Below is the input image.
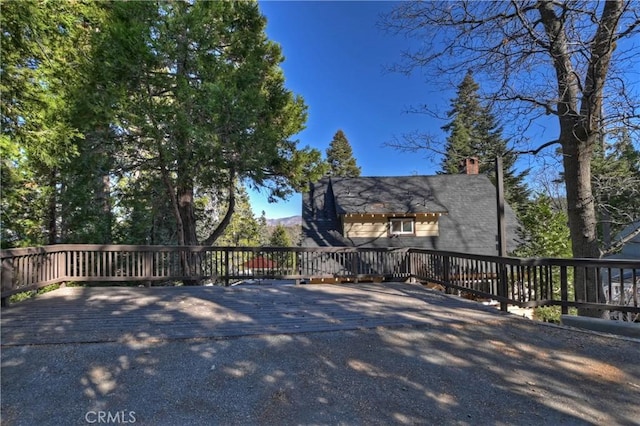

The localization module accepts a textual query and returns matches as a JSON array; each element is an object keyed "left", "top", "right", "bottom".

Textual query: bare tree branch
[{"left": 380, "top": 1, "right": 640, "bottom": 315}]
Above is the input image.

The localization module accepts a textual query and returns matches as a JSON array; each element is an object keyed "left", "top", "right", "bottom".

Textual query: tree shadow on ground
[{"left": 1, "top": 282, "right": 639, "bottom": 425}]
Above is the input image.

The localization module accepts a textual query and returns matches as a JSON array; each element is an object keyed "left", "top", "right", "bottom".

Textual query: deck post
[
  {"left": 443, "top": 255, "right": 450, "bottom": 287},
  {"left": 498, "top": 263, "right": 508, "bottom": 312},
  {"left": 224, "top": 249, "right": 230, "bottom": 287},
  {"left": 2, "top": 257, "right": 14, "bottom": 306},
  {"left": 144, "top": 251, "right": 153, "bottom": 287},
  {"left": 495, "top": 156, "right": 507, "bottom": 258},
  {"left": 560, "top": 266, "right": 569, "bottom": 315}
]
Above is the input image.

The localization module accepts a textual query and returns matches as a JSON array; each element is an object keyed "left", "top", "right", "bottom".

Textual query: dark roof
[
  {"left": 330, "top": 176, "right": 448, "bottom": 215},
  {"left": 301, "top": 174, "right": 520, "bottom": 255}
]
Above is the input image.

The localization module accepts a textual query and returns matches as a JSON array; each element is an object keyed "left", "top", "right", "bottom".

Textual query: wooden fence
[
  {"left": 0, "top": 245, "right": 411, "bottom": 298},
  {"left": 408, "top": 250, "right": 640, "bottom": 318},
  {"left": 2, "top": 245, "right": 639, "bottom": 319}
]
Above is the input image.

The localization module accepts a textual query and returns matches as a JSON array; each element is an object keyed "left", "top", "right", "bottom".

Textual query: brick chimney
[{"left": 460, "top": 157, "right": 479, "bottom": 175}]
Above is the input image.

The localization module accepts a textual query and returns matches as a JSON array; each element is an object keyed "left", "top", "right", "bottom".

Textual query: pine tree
[
  {"left": 214, "top": 186, "right": 264, "bottom": 247},
  {"left": 269, "top": 224, "right": 292, "bottom": 247},
  {"left": 512, "top": 194, "right": 572, "bottom": 258},
  {"left": 440, "top": 71, "right": 530, "bottom": 213},
  {"left": 441, "top": 72, "right": 482, "bottom": 174},
  {"left": 326, "top": 130, "right": 361, "bottom": 177},
  {"left": 591, "top": 127, "right": 640, "bottom": 250},
  {"left": 89, "top": 1, "right": 324, "bottom": 247},
  {"left": 1, "top": 1, "right": 104, "bottom": 246}
]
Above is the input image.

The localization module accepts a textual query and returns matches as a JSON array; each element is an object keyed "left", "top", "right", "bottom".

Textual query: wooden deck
[{"left": 0, "top": 282, "right": 507, "bottom": 346}]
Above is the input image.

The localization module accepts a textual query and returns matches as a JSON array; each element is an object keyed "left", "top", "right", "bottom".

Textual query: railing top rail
[
  {"left": 3, "top": 244, "right": 639, "bottom": 315},
  {"left": 512, "top": 257, "right": 640, "bottom": 268},
  {"left": 2, "top": 244, "right": 639, "bottom": 269},
  {"left": 0, "top": 246, "right": 66, "bottom": 258},
  {"left": 407, "top": 248, "right": 640, "bottom": 269},
  {"left": 1, "top": 244, "right": 412, "bottom": 257}
]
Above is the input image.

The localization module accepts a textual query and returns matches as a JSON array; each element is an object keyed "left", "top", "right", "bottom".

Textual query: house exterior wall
[
  {"left": 412, "top": 217, "right": 439, "bottom": 237},
  {"left": 301, "top": 175, "right": 521, "bottom": 255},
  {"left": 343, "top": 216, "right": 387, "bottom": 239},
  {"left": 342, "top": 215, "right": 439, "bottom": 239}
]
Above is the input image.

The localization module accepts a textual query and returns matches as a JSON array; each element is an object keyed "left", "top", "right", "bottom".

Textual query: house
[
  {"left": 301, "top": 163, "right": 520, "bottom": 256},
  {"left": 607, "top": 221, "right": 640, "bottom": 259},
  {"left": 241, "top": 256, "right": 278, "bottom": 275},
  {"left": 602, "top": 221, "right": 640, "bottom": 316}
]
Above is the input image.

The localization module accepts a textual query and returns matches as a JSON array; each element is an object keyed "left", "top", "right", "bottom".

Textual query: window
[{"left": 389, "top": 218, "right": 414, "bottom": 235}]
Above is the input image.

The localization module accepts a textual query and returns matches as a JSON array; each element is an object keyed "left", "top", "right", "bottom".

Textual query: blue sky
[
  {"left": 251, "top": 1, "right": 444, "bottom": 219},
  {"left": 250, "top": 1, "right": 545, "bottom": 219}
]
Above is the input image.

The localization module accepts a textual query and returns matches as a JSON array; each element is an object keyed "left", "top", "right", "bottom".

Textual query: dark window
[{"left": 389, "top": 218, "right": 414, "bottom": 235}]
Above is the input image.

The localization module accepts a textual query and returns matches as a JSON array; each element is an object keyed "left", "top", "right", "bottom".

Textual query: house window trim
[{"left": 388, "top": 217, "right": 415, "bottom": 236}]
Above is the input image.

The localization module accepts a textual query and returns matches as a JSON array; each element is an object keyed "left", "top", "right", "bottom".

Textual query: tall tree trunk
[
  {"left": 561, "top": 131, "right": 604, "bottom": 317},
  {"left": 177, "top": 180, "right": 198, "bottom": 246},
  {"left": 177, "top": 179, "right": 200, "bottom": 285},
  {"left": 159, "top": 164, "right": 200, "bottom": 284},
  {"left": 538, "top": 0, "right": 623, "bottom": 318},
  {"left": 96, "top": 173, "right": 112, "bottom": 244},
  {"left": 561, "top": 132, "right": 599, "bottom": 259},
  {"left": 202, "top": 169, "right": 237, "bottom": 246},
  {"left": 46, "top": 168, "right": 58, "bottom": 245}
]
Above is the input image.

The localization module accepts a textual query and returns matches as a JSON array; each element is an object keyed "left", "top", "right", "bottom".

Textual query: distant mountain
[{"left": 266, "top": 215, "right": 302, "bottom": 227}]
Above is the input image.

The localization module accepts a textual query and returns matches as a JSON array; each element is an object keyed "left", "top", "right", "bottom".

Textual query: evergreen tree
[
  {"left": 512, "top": 194, "right": 572, "bottom": 258},
  {"left": 268, "top": 223, "right": 294, "bottom": 269},
  {"left": 213, "top": 186, "right": 264, "bottom": 247},
  {"left": 592, "top": 127, "right": 640, "bottom": 251},
  {"left": 440, "top": 71, "right": 530, "bottom": 214},
  {"left": 88, "top": 1, "right": 325, "bottom": 246},
  {"left": 440, "top": 72, "right": 482, "bottom": 174},
  {"left": 1, "top": 1, "right": 103, "bottom": 246},
  {"left": 326, "top": 130, "right": 361, "bottom": 177},
  {"left": 269, "top": 224, "right": 292, "bottom": 247},
  {"left": 256, "top": 212, "right": 271, "bottom": 246}
]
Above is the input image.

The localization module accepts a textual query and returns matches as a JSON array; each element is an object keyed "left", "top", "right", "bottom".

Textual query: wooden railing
[
  {"left": 408, "top": 250, "right": 640, "bottom": 319},
  {"left": 2, "top": 245, "right": 639, "bottom": 319},
  {"left": 0, "top": 245, "right": 412, "bottom": 301}
]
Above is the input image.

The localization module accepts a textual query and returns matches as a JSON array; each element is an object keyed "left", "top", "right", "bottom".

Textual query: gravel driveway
[{"left": 1, "top": 283, "right": 639, "bottom": 425}]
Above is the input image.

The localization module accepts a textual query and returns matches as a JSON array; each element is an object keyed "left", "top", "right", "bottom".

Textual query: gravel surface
[
  {"left": 1, "top": 284, "right": 639, "bottom": 425},
  {"left": 2, "top": 321, "right": 639, "bottom": 425}
]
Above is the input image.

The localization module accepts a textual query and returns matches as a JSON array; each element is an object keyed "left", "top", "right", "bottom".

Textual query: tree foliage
[
  {"left": 269, "top": 224, "right": 293, "bottom": 247},
  {"left": 92, "top": 1, "right": 325, "bottom": 246},
  {"left": 326, "top": 130, "right": 361, "bottom": 177},
  {"left": 440, "top": 71, "right": 530, "bottom": 214},
  {"left": 440, "top": 72, "right": 484, "bottom": 173},
  {"left": 1, "top": 0, "right": 102, "bottom": 246},
  {"left": 513, "top": 195, "right": 572, "bottom": 259},
  {"left": 592, "top": 128, "right": 640, "bottom": 252},
  {"left": 512, "top": 194, "right": 574, "bottom": 323},
  {"left": 1, "top": 1, "right": 323, "bottom": 249}
]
